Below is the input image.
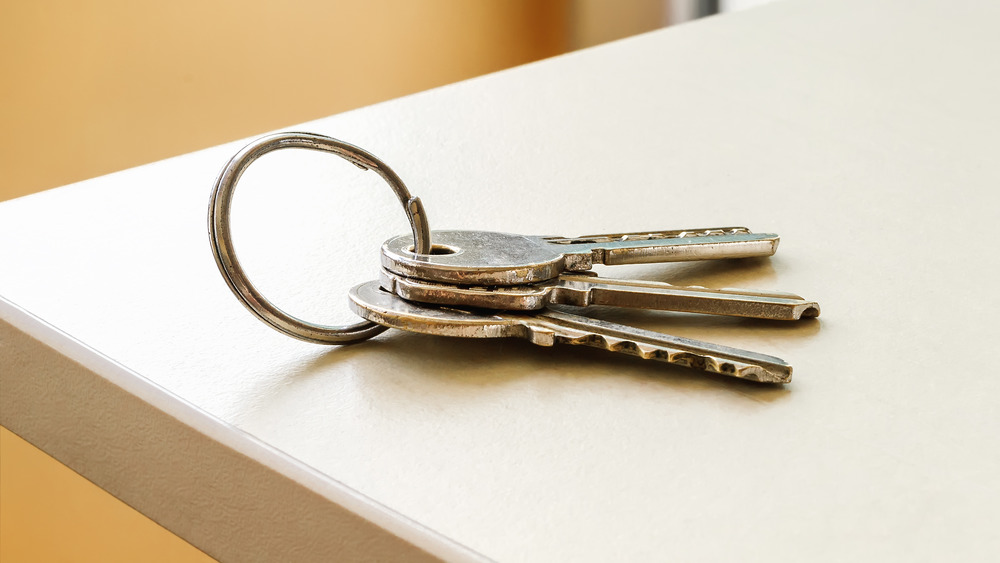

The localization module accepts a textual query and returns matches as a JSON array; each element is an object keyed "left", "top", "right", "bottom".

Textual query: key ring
[{"left": 208, "top": 132, "right": 431, "bottom": 344}]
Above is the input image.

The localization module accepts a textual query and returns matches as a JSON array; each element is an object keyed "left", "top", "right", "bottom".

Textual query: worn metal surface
[
  {"left": 350, "top": 281, "right": 793, "bottom": 384},
  {"left": 381, "top": 228, "right": 779, "bottom": 285},
  {"left": 380, "top": 268, "right": 821, "bottom": 319}
]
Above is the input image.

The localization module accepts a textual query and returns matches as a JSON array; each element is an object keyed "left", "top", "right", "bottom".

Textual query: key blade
[
  {"left": 528, "top": 310, "right": 793, "bottom": 384},
  {"left": 542, "top": 226, "right": 754, "bottom": 244},
  {"left": 380, "top": 268, "right": 821, "bottom": 320},
  {"left": 350, "top": 281, "right": 793, "bottom": 384},
  {"left": 537, "top": 228, "right": 780, "bottom": 270},
  {"left": 553, "top": 275, "right": 821, "bottom": 320}
]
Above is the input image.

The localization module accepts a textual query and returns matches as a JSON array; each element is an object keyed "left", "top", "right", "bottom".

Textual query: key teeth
[
  {"left": 555, "top": 334, "right": 790, "bottom": 383},
  {"left": 665, "top": 351, "right": 791, "bottom": 383},
  {"left": 612, "top": 339, "right": 642, "bottom": 356},
  {"left": 528, "top": 327, "right": 557, "bottom": 346}
]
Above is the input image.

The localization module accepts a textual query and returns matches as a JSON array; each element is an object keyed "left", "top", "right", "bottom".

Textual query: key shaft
[
  {"left": 350, "top": 281, "right": 793, "bottom": 383},
  {"left": 545, "top": 227, "right": 779, "bottom": 271},
  {"left": 528, "top": 310, "right": 792, "bottom": 383},
  {"left": 380, "top": 269, "right": 821, "bottom": 320}
]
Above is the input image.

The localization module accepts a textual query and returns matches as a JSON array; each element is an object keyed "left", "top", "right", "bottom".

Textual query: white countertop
[{"left": 3, "top": 0, "right": 999, "bottom": 560}]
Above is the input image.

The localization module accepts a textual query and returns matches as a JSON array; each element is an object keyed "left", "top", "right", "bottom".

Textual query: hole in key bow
[{"left": 407, "top": 243, "right": 459, "bottom": 255}]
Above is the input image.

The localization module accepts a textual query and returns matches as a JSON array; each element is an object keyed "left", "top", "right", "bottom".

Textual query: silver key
[
  {"left": 350, "top": 281, "right": 794, "bottom": 384},
  {"left": 381, "top": 227, "right": 779, "bottom": 285},
  {"left": 379, "top": 268, "right": 821, "bottom": 320}
]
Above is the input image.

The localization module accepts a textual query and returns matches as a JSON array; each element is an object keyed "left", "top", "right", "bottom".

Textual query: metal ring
[{"left": 208, "top": 132, "right": 431, "bottom": 344}]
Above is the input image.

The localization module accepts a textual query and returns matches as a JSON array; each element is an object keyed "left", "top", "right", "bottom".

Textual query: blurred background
[
  {"left": 0, "top": 0, "right": 771, "bottom": 203},
  {"left": 0, "top": 0, "right": 772, "bottom": 561}
]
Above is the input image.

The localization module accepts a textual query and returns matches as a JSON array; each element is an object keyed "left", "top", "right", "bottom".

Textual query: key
[
  {"left": 349, "top": 280, "right": 794, "bottom": 384},
  {"left": 381, "top": 227, "right": 779, "bottom": 286},
  {"left": 379, "top": 268, "right": 821, "bottom": 320}
]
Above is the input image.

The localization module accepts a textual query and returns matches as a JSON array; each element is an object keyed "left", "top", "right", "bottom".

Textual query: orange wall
[
  {"left": 0, "top": 1, "right": 569, "bottom": 201},
  {"left": 1, "top": 426, "right": 216, "bottom": 562}
]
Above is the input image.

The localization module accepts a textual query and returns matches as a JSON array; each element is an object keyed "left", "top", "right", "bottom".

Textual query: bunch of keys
[{"left": 210, "top": 133, "right": 820, "bottom": 384}]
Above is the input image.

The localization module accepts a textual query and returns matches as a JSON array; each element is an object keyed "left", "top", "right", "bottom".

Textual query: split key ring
[{"left": 208, "top": 132, "right": 431, "bottom": 344}]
